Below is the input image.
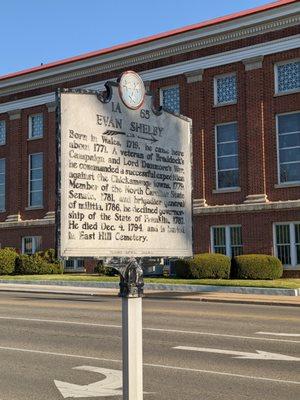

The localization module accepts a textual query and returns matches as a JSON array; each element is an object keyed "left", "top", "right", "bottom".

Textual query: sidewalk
[{"left": 0, "top": 282, "right": 299, "bottom": 307}]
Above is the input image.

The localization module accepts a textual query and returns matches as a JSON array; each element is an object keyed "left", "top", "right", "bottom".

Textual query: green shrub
[
  {"left": 233, "top": 254, "right": 283, "bottom": 280},
  {"left": 39, "top": 248, "right": 57, "bottom": 264},
  {"left": 94, "top": 261, "right": 117, "bottom": 276},
  {"left": 174, "top": 253, "right": 231, "bottom": 279},
  {"left": 0, "top": 247, "right": 19, "bottom": 275},
  {"left": 14, "top": 253, "right": 63, "bottom": 275}
]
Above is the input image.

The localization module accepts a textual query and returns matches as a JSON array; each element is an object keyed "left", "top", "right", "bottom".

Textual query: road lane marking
[
  {"left": 0, "top": 315, "right": 299, "bottom": 344},
  {"left": 0, "top": 345, "right": 299, "bottom": 386},
  {"left": 55, "top": 366, "right": 122, "bottom": 398},
  {"left": 174, "top": 346, "right": 300, "bottom": 361},
  {"left": 256, "top": 332, "right": 300, "bottom": 337}
]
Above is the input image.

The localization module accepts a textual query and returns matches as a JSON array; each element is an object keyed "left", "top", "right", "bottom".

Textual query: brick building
[{"left": 0, "top": 0, "right": 299, "bottom": 273}]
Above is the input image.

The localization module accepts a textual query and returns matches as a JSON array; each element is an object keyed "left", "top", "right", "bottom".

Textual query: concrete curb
[{"left": 0, "top": 279, "right": 298, "bottom": 296}]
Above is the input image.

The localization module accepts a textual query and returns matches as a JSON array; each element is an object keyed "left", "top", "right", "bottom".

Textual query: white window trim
[
  {"left": 276, "top": 111, "right": 300, "bottom": 186},
  {"left": 210, "top": 225, "right": 242, "bottom": 257},
  {"left": 0, "top": 158, "right": 5, "bottom": 212},
  {"left": 159, "top": 84, "right": 180, "bottom": 111},
  {"left": 0, "top": 120, "right": 6, "bottom": 146},
  {"left": 273, "top": 222, "right": 300, "bottom": 268},
  {"left": 28, "top": 113, "right": 43, "bottom": 139},
  {"left": 21, "top": 236, "right": 41, "bottom": 254},
  {"left": 64, "top": 258, "right": 85, "bottom": 270},
  {"left": 28, "top": 152, "right": 43, "bottom": 208},
  {"left": 213, "top": 72, "right": 237, "bottom": 106},
  {"left": 274, "top": 58, "right": 300, "bottom": 95},
  {"left": 215, "top": 121, "right": 240, "bottom": 191}
]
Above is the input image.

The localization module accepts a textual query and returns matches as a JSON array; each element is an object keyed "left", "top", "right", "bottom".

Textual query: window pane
[
  {"left": 35, "top": 237, "right": 42, "bottom": 252},
  {"left": 213, "top": 227, "right": 226, "bottom": 246},
  {"left": 230, "top": 226, "right": 243, "bottom": 257},
  {"left": 277, "top": 61, "right": 300, "bottom": 93},
  {"left": 162, "top": 86, "right": 180, "bottom": 113},
  {"left": 217, "top": 142, "right": 237, "bottom": 156},
  {"left": 276, "top": 225, "right": 291, "bottom": 265},
  {"left": 278, "top": 113, "right": 300, "bottom": 134},
  {"left": 31, "top": 154, "right": 43, "bottom": 168},
  {"left": 30, "top": 154, "right": 43, "bottom": 206},
  {"left": 31, "top": 180, "right": 43, "bottom": 191},
  {"left": 216, "top": 75, "right": 237, "bottom": 104},
  {"left": 0, "top": 121, "right": 6, "bottom": 145},
  {"left": 214, "top": 247, "right": 227, "bottom": 255},
  {"left": 217, "top": 123, "right": 237, "bottom": 142},
  {"left": 295, "top": 224, "right": 300, "bottom": 244},
  {"left": 30, "top": 191, "right": 43, "bottom": 206},
  {"left": 279, "top": 132, "right": 300, "bottom": 148},
  {"left": 277, "top": 245, "right": 291, "bottom": 265},
  {"left": 31, "top": 168, "right": 42, "bottom": 180},
  {"left": 218, "top": 156, "right": 238, "bottom": 170},
  {"left": 218, "top": 170, "right": 239, "bottom": 189},
  {"left": 23, "top": 238, "right": 33, "bottom": 254},
  {"left": 280, "top": 162, "right": 300, "bottom": 183},
  {"left": 230, "top": 226, "right": 242, "bottom": 246},
  {"left": 0, "top": 159, "right": 5, "bottom": 210},
  {"left": 213, "top": 227, "right": 227, "bottom": 254},
  {"left": 30, "top": 114, "right": 43, "bottom": 138},
  {"left": 276, "top": 224, "right": 290, "bottom": 244},
  {"left": 216, "top": 123, "right": 239, "bottom": 189},
  {"left": 279, "top": 147, "right": 300, "bottom": 163},
  {"left": 278, "top": 113, "right": 300, "bottom": 184},
  {"left": 0, "top": 159, "right": 5, "bottom": 174}
]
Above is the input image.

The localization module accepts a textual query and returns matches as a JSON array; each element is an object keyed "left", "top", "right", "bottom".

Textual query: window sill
[
  {"left": 275, "top": 183, "right": 300, "bottom": 189},
  {"left": 213, "top": 101, "right": 237, "bottom": 108},
  {"left": 274, "top": 89, "right": 300, "bottom": 97},
  {"left": 213, "top": 187, "right": 241, "bottom": 194},
  {"left": 283, "top": 265, "right": 300, "bottom": 270},
  {"left": 27, "top": 136, "right": 43, "bottom": 141},
  {"left": 25, "top": 206, "right": 44, "bottom": 210}
]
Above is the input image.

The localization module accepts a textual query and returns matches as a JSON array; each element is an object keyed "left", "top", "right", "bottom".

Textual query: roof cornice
[
  {"left": 0, "top": 1, "right": 299, "bottom": 97},
  {"left": 0, "top": 34, "right": 299, "bottom": 114}
]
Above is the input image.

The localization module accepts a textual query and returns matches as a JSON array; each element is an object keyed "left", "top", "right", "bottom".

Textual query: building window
[
  {"left": 211, "top": 225, "right": 243, "bottom": 257},
  {"left": 0, "top": 121, "right": 6, "bottom": 145},
  {"left": 64, "top": 259, "right": 85, "bottom": 270},
  {"left": 29, "top": 153, "right": 43, "bottom": 207},
  {"left": 0, "top": 159, "right": 5, "bottom": 211},
  {"left": 276, "top": 60, "right": 300, "bottom": 94},
  {"left": 160, "top": 85, "right": 180, "bottom": 113},
  {"left": 277, "top": 112, "right": 300, "bottom": 184},
  {"left": 214, "top": 73, "right": 237, "bottom": 105},
  {"left": 215, "top": 122, "right": 239, "bottom": 189},
  {"left": 29, "top": 113, "right": 43, "bottom": 139},
  {"left": 274, "top": 223, "right": 300, "bottom": 267},
  {"left": 22, "top": 236, "right": 42, "bottom": 255}
]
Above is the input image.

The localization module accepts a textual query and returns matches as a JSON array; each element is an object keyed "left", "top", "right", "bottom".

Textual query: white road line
[
  {"left": 174, "top": 346, "right": 300, "bottom": 361},
  {"left": 0, "top": 345, "right": 299, "bottom": 386},
  {"left": 256, "top": 332, "right": 300, "bottom": 337},
  {"left": 1, "top": 315, "right": 299, "bottom": 344}
]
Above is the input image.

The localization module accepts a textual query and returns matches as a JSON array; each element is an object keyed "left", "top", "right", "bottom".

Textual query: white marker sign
[{"left": 58, "top": 74, "right": 192, "bottom": 258}]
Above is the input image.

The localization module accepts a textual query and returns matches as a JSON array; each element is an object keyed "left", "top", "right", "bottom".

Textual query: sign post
[{"left": 57, "top": 71, "right": 193, "bottom": 400}]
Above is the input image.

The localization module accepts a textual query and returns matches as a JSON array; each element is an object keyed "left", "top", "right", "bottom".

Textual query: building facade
[{"left": 0, "top": 0, "right": 299, "bottom": 273}]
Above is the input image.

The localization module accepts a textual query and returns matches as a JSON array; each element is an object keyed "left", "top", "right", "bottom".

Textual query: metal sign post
[
  {"left": 56, "top": 70, "right": 193, "bottom": 400},
  {"left": 116, "top": 258, "right": 144, "bottom": 400}
]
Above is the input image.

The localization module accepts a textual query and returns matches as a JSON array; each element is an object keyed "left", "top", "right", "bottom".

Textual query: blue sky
[{"left": 0, "top": 0, "right": 273, "bottom": 76}]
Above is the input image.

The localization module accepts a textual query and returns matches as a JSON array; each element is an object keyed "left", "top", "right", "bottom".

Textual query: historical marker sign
[{"left": 57, "top": 72, "right": 192, "bottom": 258}]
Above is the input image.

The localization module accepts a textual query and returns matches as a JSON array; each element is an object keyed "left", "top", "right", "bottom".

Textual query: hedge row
[
  {"left": 173, "top": 253, "right": 283, "bottom": 280},
  {"left": 0, "top": 248, "right": 63, "bottom": 275}
]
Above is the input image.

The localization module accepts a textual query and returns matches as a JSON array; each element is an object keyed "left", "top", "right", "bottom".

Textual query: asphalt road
[{"left": 0, "top": 291, "right": 299, "bottom": 400}]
